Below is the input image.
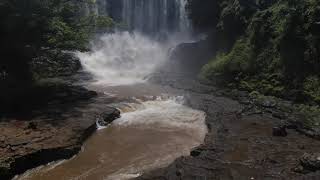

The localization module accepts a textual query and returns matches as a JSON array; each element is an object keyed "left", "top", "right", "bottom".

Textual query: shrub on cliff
[{"left": 200, "top": 39, "right": 254, "bottom": 79}]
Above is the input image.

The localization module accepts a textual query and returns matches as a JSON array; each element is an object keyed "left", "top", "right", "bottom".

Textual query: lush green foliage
[
  {"left": 0, "top": 0, "right": 114, "bottom": 84},
  {"left": 201, "top": 39, "right": 253, "bottom": 78},
  {"left": 193, "top": 0, "right": 320, "bottom": 103},
  {"left": 0, "top": 0, "right": 114, "bottom": 116}
]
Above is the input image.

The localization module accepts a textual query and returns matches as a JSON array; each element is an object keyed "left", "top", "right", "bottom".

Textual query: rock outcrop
[{"left": 0, "top": 85, "right": 120, "bottom": 180}]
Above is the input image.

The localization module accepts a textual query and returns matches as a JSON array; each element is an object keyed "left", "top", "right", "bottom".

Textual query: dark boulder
[
  {"left": 272, "top": 126, "right": 288, "bottom": 137},
  {"left": 26, "top": 122, "right": 37, "bottom": 130},
  {"left": 97, "top": 108, "right": 121, "bottom": 126},
  {"left": 299, "top": 153, "right": 320, "bottom": 172},
  {"left": 190, "top": 148, "right": 203, "bottom": 157}
]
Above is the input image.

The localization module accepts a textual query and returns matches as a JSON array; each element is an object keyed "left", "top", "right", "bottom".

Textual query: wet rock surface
[
  {"left": 140, "top": 73, "right": 320, "bottom": 180},
  {"left": 97, "top": 109, "right": 121, "bottom": 126},
  {"left": 0, "top": 82, "right": 120, "bottom": 180},
  {"left": 299, "top": 153, "right": 320, "bottom": 172}
]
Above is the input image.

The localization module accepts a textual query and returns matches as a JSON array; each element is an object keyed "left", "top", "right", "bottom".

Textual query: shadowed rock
[
  {"left": 272, "top": 126, "right": 288, "bottom": 137},
  {"left": 300, "top": 153, "right": 320, "bottom": 172}
]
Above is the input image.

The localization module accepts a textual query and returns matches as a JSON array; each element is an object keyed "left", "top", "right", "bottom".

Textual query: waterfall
[
  {"left": 77, "top": 32, "right": 167, "bottom": 85},
  {"left": 99, "top": 0, "right": 191, "bottom": 35},
  {"left": 77, "top": 0, "right": 192, "bottom": 86}
]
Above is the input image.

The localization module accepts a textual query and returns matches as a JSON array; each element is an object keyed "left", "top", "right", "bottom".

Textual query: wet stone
[
  {"left": 97, "top": 108, "right": 121, "bottom": 126},
  {"left": 300, "top": 153, "right": 320, "bottom": 172}
]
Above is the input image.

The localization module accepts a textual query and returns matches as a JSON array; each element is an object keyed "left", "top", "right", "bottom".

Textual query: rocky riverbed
[
  {"left": 138, "top": 73, "right": 320, "bottom": 180},
  {"left": 2, "top": 73, "right": 320, "bottom": 180}
]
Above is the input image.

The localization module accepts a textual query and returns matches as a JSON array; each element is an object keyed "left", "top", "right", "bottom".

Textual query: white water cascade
[
  {"left": 77, "top": 0, "right": 192, "bottom": 86},
  {"left": 120, "top": 0, "right": 191, "bottom": 35},
  {"left": 77, "top": 32, "right": 167, "bottom": 85}
]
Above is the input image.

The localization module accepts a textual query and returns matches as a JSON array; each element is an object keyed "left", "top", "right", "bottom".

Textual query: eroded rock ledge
[{"left": 0, "top": 85, "right": 120, "bottom": 180}]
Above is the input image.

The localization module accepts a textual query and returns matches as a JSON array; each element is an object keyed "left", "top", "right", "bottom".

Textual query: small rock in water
[{"left": 272, "top": 126, "right": 287, "bottom": 137}]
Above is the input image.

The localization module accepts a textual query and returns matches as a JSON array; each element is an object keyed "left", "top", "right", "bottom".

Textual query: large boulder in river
[{"left": 97, "top": 108, "right": 121, "bottom": 126}]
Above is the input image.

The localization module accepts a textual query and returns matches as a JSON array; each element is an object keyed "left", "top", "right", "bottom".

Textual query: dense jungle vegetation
[
  {"left": 0, "top": 0, "right": 113, "bottom": 83},
  {"left": 187, "top": 0, "right": 320, "bottom": 104},
  {"left": 0, "top": 0, "right": 113, "bottom": 116},
  {"left": 2, "top": 0, "right": 320, "bottom": 116}
]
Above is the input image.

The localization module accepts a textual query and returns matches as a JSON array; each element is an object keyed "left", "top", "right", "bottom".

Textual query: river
[
  {"left": 15, "top": 1, "right": 206, "bottom": 179},
  {"left": 15, "top": 82, "right": 207, "bottom": 180},
  {"left": 15, "top": 32, "right": 207, "bottom": 180}
]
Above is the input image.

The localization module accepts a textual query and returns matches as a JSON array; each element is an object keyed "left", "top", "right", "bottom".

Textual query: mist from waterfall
[
  {"left": 77, "top": 0, "right": 191, "bottom": 86},
  {"left": 77, "top": 32, "right": 167, "bottom": 85}
]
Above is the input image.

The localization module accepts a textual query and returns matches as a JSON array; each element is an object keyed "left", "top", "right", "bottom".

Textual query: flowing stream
[
  {"left": 16, "top": 82, "right": 208, "bottom": 180},
  {"left": 17, "top": 86, "right": 207, "bottom": 180},
  {"left": 15, "top": 1, "right": 207, "bottom": 179}
]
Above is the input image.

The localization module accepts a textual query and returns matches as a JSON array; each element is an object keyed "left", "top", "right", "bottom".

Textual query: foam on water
[{"left": 114, "top": 96, "right": 207, "bottom": 134}]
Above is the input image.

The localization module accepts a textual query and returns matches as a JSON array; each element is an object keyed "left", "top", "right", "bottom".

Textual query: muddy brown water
[{"left": 16, "top": 83, "right": 207, "bottom": 180}]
